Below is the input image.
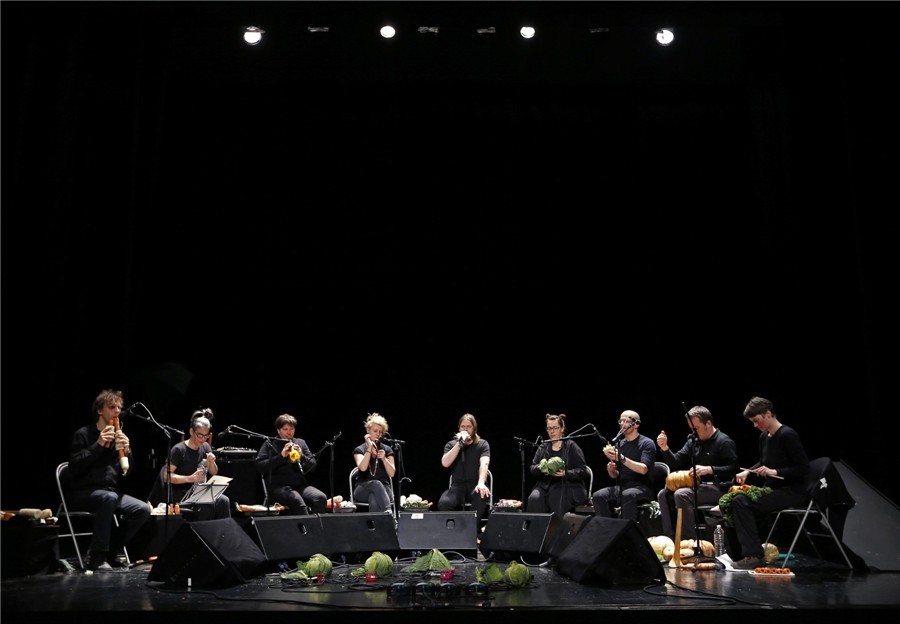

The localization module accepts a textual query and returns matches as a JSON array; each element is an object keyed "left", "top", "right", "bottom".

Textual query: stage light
[
  {"left": 380, "top": 25, "right": 396, "bottom": 39},
  {"left": 519, "top": 26, "right": 536, "bottom": 39},
  {"left": 655, "top": 28, "right": 674, "bottom": 46},
  {"left": 243, "top": 26, "right": 264, "bottom": 46}
]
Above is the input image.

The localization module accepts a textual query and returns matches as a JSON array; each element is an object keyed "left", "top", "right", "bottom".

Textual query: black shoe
[
  {"left": 731, "top": 556, "right": 764, "bottom": 570},
  {"left": 106, "top": 555, "right": 127, "bottom": 569}
]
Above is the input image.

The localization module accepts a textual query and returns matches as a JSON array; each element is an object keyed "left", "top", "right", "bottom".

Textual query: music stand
[{"left": 181, "top": 475, "right": 231, "bottom": 507}]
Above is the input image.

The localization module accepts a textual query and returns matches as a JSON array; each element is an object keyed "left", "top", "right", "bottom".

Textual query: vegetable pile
[{"left": 718, "top": 485, "right": 773, "bottom": 527}]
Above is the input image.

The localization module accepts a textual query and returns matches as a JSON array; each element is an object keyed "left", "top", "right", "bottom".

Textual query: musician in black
[
  {"left": 437, "top": 413, "right": 492, "bottom": 526},
  {"left": 255, "top": 413, "right": 327, "bottom": 515},
  {"left": 351, "top": 413, "right": 395, "bottom": 513},
  {"left": 656, "top": 405, "right": 739, "bottom": 540}
]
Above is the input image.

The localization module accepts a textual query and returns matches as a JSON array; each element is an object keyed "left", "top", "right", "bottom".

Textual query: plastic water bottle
[
  {"left": 200, "top": 458, "right": 208, "bottom": 479},
  {"left": 714, "top": 524, "right": 726, "bottom": 558}
]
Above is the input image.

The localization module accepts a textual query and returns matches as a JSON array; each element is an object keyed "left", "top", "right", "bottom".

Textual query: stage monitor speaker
[
  {"left": 480, "top": 512, "right": 561, "bottom": 562},
  {"left": 556, "top": 516, "right": 665, "bottom": 586},
  {"left": 320, "top": 512, "right": 400, "bottom": 562},
  {"left": 398, "top": 511, "right": 477, "bottom": 553},
  {"left": 547, "top": 512, "right": 590, "bottom": 561},
  {"left": 245, "top": 515, "right": 329, "bottom": 571},
  {"left": 130, "top": 515, "right": 186, "bottom": 561},
  {"left": 147, "top": 518, "right": 267, "bottom": 588}
]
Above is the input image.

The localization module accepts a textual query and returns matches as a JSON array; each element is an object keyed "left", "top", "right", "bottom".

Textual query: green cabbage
[
  {"left": 303, "top": 553, "right": 333, "bottom": 577},
  {"left": 539, "top": 457, "right": 566, "bottom": 475},
  {"left": 545, "top": 457, "right": 565, "bottom": 473},
  {"left": 476, "top": 562, "right": 504, "bottom": 584},
  {"left": 504, "top": 560, "right": 533, "bottom": 587},
  {"left": 400, "top": 549, "right": 452, "bottom": 573},
  {"left": 365, "top": 551, "right": 394, "bottom": 576}
]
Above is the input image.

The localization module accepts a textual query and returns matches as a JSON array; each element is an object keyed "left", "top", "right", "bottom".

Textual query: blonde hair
[{"left": 364, "top": 412, "right": 389, "bottom": 433}]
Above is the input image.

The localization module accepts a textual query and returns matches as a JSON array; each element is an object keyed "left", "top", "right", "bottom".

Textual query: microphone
[
  {"left": 611, "top": 423, "right": 633, "bottom": 444},
  {"left": 120, "top": 403, "right": 138, "bottom": 418},
  {"left": 591, "top": 425, "right": 608, "bottom": 444},
  {"left": 223, "top": 425, "right": 233, "bottom": 435},
  {"left": 333, "top": 431, "right": 342, "bottom": 441}
]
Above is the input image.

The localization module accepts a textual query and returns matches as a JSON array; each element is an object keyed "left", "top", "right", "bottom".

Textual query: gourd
[
  {"left": 648, "top": 535, "right": 675, "bottom": 558},
  {"left": 666, "top": 470, "right": 696, "bottom": 491}
]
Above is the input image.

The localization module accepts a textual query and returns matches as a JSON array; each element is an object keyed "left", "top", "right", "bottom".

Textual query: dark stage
[
  {"left": 3, "top": 462, "right": 899, "bottom": 620},
  {"left": 2, "top": 5, "right": 899, "bottom": 616}
]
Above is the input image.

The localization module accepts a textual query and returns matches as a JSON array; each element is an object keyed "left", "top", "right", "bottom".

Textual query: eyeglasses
[
  {"left": 618, "top": 419, "right": 634, "bottom": 425},
  {"left": 194, "top": 432, "right": 212, "bottom": 439},
  {"left": 546, "top": 426, "right": 561, "bottom": 432}
]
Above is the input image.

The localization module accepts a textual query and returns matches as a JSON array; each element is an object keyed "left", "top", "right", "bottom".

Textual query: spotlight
[
  {"left": 243, "top": 26, "right": 264, "bottom": 46},
  {"left": 655, "top": 28, "right": 674, "bottom": 46},
  {"left": 519, "top": 26, "right": 536, "bottom": 39},
  {"left": 380, "top": 25, "right": 396, "bottom": 39}
]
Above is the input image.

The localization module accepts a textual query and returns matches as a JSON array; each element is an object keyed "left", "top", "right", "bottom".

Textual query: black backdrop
[{"left": 2, "top": 2, "right": 897, "bottom": 510}]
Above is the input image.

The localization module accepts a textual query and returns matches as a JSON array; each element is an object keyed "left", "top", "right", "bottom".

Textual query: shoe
[
  {"left": 731, "top": 556, "right": 764, "bottom": 570},
  {"left": 87, "top": 559, "right": 113, "bottom": 571},
  {"left": 106, "top": 555, "right": 127, "bottom": 569}
]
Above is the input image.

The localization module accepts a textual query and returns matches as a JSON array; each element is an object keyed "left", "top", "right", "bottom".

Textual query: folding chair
[
  {"left": 574, "top": 465, "right": 595, "bottom": 515},
  {"left": 764, "top": 456, "right": 855, "bottom": 568},
  {"left": 55, "top": 462, "right": 130, "bottom": 570},
  {"left": 451, "top": 468, "right": 493, "bottom": 516},
  {"left": 349, "top": 467, "right": 396, "bottom": 516}
]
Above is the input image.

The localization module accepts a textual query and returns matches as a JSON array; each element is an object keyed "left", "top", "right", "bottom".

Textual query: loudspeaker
[
  {"left": 398, "top": 511, "right": 477, "bottom": 552},
  {"left": 547, "top": 512, "right": 590, "bottom": 561},
  {"left": 480, "top": 512, "right": 561, "bottom": 562},
  {"left": 129, "top": 515, "right": 187, "bottom": 561},
  {"left": 147, "top": 518, "right": 267, "bottom": 588},
  {"left": 319, "top": 512, "right": 400, "bottom": 562},
  {"left": 556, "top": 516, "right": 664, "bottom": 586},
  {"left": 244, "top": 515, "right": 329, "bottom": 571}
]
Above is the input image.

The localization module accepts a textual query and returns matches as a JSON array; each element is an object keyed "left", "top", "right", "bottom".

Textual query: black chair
[
  {"left": 763, "top": 456, "right": 855, "bottom": 568},
  {"left": 635, "top": 462, "right": 670, "bottom": 537}
]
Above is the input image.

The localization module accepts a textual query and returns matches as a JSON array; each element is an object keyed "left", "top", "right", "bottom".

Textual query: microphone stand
[
  {"left": 513, "top": 436, "right": 541, "bottom": 503},
  {"left": 554, "top": 427, "right": 601, "bottom": 515},
  {"left": 607, "top": 425, "right": 632, "bottom": 519},
  {"left": 225, "top": 425, "right": 282, "bottom": 508},
  {"left": 382, "top": 434, "right": 405, "bottom": 518},
  {"left": 679, "top": 403, "right": 716, "bottom": 565},
  {"left": 126, "top": 404, "right": 183, "bottom": 553},
  {"left": 313, "top": 431, "right": 341, "bottom": 513}
]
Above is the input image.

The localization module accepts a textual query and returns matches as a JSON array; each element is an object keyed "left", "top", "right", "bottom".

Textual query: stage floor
[
  {"left": 5, "top": 461, "right": 899, "bottom": 622},
  {"left": 3, "top": 550, "right": 899, "bottom": 623}
]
